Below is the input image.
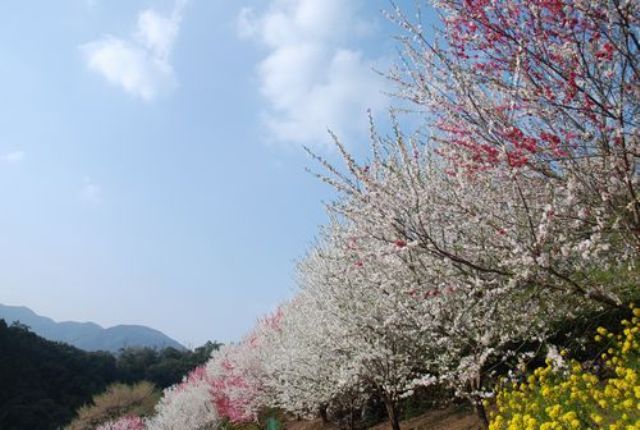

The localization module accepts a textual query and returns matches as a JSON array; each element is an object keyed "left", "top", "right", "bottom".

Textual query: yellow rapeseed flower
[{"left": 490, "top": 311, "right": 640, "bottom": 429}]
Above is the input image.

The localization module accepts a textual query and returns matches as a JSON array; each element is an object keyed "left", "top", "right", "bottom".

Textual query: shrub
[
  {"left": 67, "top": 382, "right": 159, "bottom": 430},
  {"left": 490, "top": 307, "right": 640, "bottom": 429}
]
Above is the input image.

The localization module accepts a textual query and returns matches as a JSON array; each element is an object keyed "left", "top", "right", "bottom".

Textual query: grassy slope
[{"left": 284, "top": 407, "right": 482, "bottom": 430}]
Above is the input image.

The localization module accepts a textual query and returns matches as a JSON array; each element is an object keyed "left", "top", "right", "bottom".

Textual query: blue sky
[{"left": 0, "top": 0, "right": 426, "bottom": 347}]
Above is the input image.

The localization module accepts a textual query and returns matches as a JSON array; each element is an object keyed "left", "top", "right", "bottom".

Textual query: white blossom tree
[{"left": 146, "top": 367, "right": 218, "bottom": 430}]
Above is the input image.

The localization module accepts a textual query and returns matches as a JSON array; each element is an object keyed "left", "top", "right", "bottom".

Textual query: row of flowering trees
[{"left": 99, "top": 0, "right": 639, "bottom": 429}]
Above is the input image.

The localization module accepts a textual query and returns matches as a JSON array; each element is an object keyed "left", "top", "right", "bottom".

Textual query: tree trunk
[
  {"left": 472, "top": 397, "right": 489, "bottom": 430},
  {"left": 319, "top": 404, "right": 328, "bottom": 424},
  {"left": 383, "top": 396, "right": 401, "bottom": 430},
  {"left": 349, "top": 406, "right": 355, "bottom": 430}
]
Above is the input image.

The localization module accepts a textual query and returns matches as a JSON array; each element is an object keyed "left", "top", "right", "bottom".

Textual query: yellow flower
[
  {"left": 546, "top": 404, "right": 562, "bottom": 419},
  {"left": 622, "top": 398, "right": 634, "bottom": 409},
  {"left": 490, "top": 314, "right": 640, "bottom": 430}
]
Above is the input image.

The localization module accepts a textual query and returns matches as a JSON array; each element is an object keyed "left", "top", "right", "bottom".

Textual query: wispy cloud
[
  {"left": 80, "top": 176, "right": 103, "bottom": 205},
  {"left": 81, "top": 1, "right": 186, "bottom": 101},
  {"left": 1, "top": 150, "right": 26, "bottom": 164},
  {"left": 238, "top": 0, "right": 388, "bottom": 149}
]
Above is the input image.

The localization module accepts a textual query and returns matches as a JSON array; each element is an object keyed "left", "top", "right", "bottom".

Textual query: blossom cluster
[{"left": 96, "top": 416, "right": 146, "bottom": 430}]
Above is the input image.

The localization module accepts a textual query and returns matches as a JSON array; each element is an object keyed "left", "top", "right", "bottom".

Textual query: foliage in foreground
[{"left": 490, "top": 308, "right": 640, "bottom": 429}]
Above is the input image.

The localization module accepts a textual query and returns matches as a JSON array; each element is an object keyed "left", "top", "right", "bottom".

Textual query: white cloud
[
  {"left": 81, "top": 1, "right": 186, "bottom": 101},
  {"left": 81, "top": 177, "right": 103, "bottom": 205},
  {"left": 1, "top": 150, "right": 26, "bottom": 163},
  {"left": 238, "top": 0, "right": 388, "bottom": 149}
]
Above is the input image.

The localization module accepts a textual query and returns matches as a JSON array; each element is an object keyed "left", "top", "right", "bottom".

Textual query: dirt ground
[{"left": 285, "top": 407, "right": 482, "bottom": 430}]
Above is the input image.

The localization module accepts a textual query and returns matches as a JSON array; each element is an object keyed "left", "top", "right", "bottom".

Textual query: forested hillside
[
  {"left": 0, "top": 319, "right": 117, "bottom": 429},
  {"left": 0, "top": 319, "right": 219, "bottom": 429}
]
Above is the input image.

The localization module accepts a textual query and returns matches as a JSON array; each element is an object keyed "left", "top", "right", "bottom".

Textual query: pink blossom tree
[
  {"left": 207, "top": 310, "right": 282, "bottom": 423},
  {"left": 384, "top": 0, "right": 640, "bottom": 304}
]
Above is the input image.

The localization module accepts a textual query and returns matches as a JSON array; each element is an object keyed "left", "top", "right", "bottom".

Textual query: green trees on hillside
[
  {"left": 117, "top": 341, "right": 221, "bottom": 389},
  {"left": 0, "top": 319, "right": 220, "bottom": 429},
  {"left": 0, "top": 319, "right": 117, "bottom": 429}
]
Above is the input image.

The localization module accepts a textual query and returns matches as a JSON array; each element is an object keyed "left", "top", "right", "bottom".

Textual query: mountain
[{"left": 0, "top": 304, "right": 185, "bottom": 353}]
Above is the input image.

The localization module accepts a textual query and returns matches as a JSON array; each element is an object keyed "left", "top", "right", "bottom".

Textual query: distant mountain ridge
[{"left": 0, "top": 304, "right": 185, "bottom": 353}]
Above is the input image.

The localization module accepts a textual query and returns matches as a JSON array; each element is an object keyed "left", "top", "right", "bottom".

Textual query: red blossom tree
[{"left": 381, "top": 0, "right": 640, "bottom": 306}]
